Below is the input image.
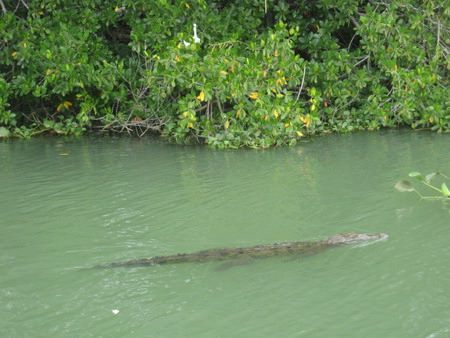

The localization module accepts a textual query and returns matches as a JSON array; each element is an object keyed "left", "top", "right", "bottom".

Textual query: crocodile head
[{"left": 325, "top": 232, "right": 388, "bottom": 245}]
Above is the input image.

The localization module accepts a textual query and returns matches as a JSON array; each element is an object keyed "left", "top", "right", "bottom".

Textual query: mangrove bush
[{"left": 0, "top": 0, "right": 448, "bottom": 147}]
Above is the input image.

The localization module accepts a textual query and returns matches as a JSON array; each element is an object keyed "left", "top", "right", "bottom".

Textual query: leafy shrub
[
  {"left": 0, "top": 0, "right": 448, "bottom": 146},
  {"left": 0, "top": 75, "right": 14, "bottom": 127}
]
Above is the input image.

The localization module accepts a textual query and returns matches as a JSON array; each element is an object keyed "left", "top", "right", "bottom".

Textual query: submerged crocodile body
[{"left": 102, "top": 232, "right": 388, "bottom": 268}]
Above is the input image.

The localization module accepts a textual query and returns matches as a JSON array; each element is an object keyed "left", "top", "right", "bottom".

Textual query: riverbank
[{"left": 1, "top": 1, "right": 448, "bottom": 148}]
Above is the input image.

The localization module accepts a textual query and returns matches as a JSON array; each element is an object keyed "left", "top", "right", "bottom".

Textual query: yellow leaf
[
  {"left": 175, "top": 55, "right": 181, "bottom": 62},
  {"left": 249, "top": 92, "right": 259, "bottom": 100},
  {"left": 11, "top": 51, "right": 17, "bottom": 58},
  {"left": 188, "top": 122, "right": 194, "bottom": 128},
  {"left": 224, "top": 120, "right": 230, "bottom": 129},
  {"left": 300, "top": 114, "right": 312, "bottom": 128},
  {"left": 219, "top": 70, "right": 228, "bottom": 77},
  {"left": 273, "top": 50, "right": 279, "bottom": 57},
  {"left": 272, "top": 110, "right": 279, "bottom": 119},
  {"left": 276, "top": 77, "right": 286, "bottom": 86},
  {"left": 196, "top": 90, "right": 205, "bottom": 102},
  {"left": 56, "top": 101, "right": 73, "bottom": 112},
  {"left": 296, "top": 131, "right": 304, "bottom": 137}
]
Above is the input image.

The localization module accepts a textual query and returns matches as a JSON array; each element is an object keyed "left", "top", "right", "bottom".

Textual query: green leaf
[
  {"left": 409, "top": 172, "right": 424, "bottom": 181},
  {"left": 0, "top": 127, "right": 10, "bottom": 138},
  {"left": 394, "top": 180, "right": 415, "bottom": 192},
  {"left": 441, "top": 183, "right": 450, "bottom": 197},
  {"left": 425, "top": 172, "right": 437, "bottom": 183}
]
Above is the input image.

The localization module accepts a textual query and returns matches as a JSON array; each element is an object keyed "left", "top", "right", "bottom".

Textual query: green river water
[{"left": 1, "top": 131, "right": 449, "bottom": 338}]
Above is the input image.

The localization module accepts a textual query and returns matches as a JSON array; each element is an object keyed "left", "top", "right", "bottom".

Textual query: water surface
[{"left": 1, "top": 131, "right": 449, "bottom": 337}]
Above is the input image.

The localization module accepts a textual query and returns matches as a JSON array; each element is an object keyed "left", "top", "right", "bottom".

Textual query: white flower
[{"left": 182, "top": 40, "right": 191, "bottom": 47}]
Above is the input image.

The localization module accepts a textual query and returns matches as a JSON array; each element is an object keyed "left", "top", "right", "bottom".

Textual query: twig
[
  {"left": 206, "top": 101, "right": 211, "bottom": 119},
  {"left": 377, "top": 88, "right": 393, "bottom": 108},
  {"left": 295, "top": 65, "right": 307, "bottom": 103},
  {"left": 195, "top": 104, "right": 208, "bottom": 113},
  {"left": 436, "top": 19, "right": 441, "bottom": 57},
  {"left": 19, "top": 0, "right": 28, "bottom": 9},
  {"left": 350, "top": 16, "right": 359, "bottom": 28},
  {"left": 216, "top": 98, "right": 224, "bottom": 114},
  {"left": 347, "top": 33, "right": 358, "bottom": 51},
  {"left": 353, "top": 55, "right": 369, "bottom": 67},
  {"left": 0, "top": 0, "right": 7, "bottom": 14}
]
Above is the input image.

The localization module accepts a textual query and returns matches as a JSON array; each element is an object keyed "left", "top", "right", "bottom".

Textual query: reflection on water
[{"left": 1, "top": 131, "right": 450, "bottom": 337}]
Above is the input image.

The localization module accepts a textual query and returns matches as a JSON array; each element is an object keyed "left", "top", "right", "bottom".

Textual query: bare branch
[
  {"left": 295, "top": 65, "right": 307, "bottom": 103},
  {"left": 19, "top": 0, "right": 28, "bottom": 10},
  {"left": 347, "top": 32, "right": 358, "bottom": 51},
  {"left": 0, "top": 0, "right": 7, "bottom": 14},
  {"left": 436, "top": 19, "right": 441, "bottom": 56},
  {"left": 353, "top": 55, "right": 369, "bottom": 68}
]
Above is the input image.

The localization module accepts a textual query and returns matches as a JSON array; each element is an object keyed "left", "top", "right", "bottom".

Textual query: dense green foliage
[{"left": 0, "top": 0, "right": 448, "bottom": 147}]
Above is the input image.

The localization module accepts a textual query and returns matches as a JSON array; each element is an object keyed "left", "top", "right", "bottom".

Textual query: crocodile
[{"left": 100, "top": 232, "right": 388, "bottom": 268}]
